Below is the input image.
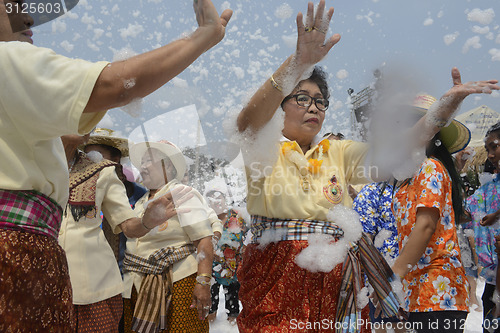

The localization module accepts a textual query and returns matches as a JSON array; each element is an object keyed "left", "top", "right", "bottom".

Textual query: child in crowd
[{"left": 204, "top": 184, "right": 247, "bottom": 324}]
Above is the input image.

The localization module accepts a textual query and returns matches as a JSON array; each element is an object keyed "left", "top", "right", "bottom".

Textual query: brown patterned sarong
[
  {"left": 74, "top": 294, "right": 123, "bottom": 333},
  {"left": 123, "top": 274, "right": 208, "bottom": 333},
  {"left": 0, "top": 229, "right": 75, "bottom": 332}
]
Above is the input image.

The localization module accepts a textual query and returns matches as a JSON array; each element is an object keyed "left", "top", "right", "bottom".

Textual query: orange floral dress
[{"left": 393, "top": 158, "right": 469, "bottom": 312}]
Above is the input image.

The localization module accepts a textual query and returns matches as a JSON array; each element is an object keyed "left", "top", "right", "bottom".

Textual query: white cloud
[
  {"left": 462, "top": 36, "right": 481, "bottom": 53},
  {"left": 60, "top": 40, "right": 74, "bottom": 53},
  {"left": 489, "top": 48, "right": 500, "bottom": 61},
  {"left": 274, "top": 4, "right": 293, "bottom": 20},
  {"left": 467, "top": 8, "right": 495, "bottom": 25},
  {"left": 423, "top": 18, "right": 434, "bottom": 26},
  {"left": 119, "top": 23, "right": 144, "bottom": 40},
  {"left": 471, "top": 25, "right": 490, "bottom": 34},
  {"left": 444, "top": 32, "right": 460, "bottom": 46},
  {"left": 336, "top": 69, "right": 349, "bottom": 80}
]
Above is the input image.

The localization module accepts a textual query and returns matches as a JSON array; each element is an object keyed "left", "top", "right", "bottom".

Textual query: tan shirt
[
  {"left": 58, "top": 167, "right": 136, "bottom": 304},
  {"left": 0, "top": 42, "right": 108, "bottom": 207},
  {"left": 123, "top": 180, "right": 222, "bottom": 298}
]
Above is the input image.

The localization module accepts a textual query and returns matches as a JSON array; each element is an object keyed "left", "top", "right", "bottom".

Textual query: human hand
[
  {"left": 494, "top": 235, "right": 500, "bottom": 255},
  {"left": 142, "top": 185, "right": 193, "bottom": 228},
  {"left": 193, "top": 0, "right": 233, "bottom": 50},
  {"left": 190, "top": 282, "right": 212, "bottom": 320},
  {"left": 480, "top": 212, "right": 500, "bottom": 227},
  {"left": 295, "top": 0, "right": 341, "bottom": 67},
  {"left": 441, "top": 67, "right": 499, "bottom": 106}
]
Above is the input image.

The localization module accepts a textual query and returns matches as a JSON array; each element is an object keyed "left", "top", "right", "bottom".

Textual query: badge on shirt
[{"left": 323, "top": 175, "right": 343, "bottom": 205}]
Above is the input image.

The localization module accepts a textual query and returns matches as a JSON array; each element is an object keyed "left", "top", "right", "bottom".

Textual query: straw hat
[
  {"left": 412, "top": 94, "right": 471, "bottom": 154},
  {"left": 84, "top": 128, "right": 130, "bottom": 157},
  {"left": 129, "top": 140, "right": 187, "bottom": 182}
]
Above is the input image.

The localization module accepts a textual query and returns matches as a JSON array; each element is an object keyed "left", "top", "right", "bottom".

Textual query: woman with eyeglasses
[
  {"left": 234, "top": 2, "right": 373, "bottom": 331},
  {"left": 234, "top": 1, "right": 499, "bottom": 332}
]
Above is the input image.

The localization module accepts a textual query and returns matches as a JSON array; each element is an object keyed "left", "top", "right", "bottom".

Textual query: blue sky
[{"left": 32, "top": 0, "right": 500, "bottom": 144}]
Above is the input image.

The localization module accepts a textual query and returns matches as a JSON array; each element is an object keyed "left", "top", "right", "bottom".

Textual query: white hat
[{"left": 129, "top": 140, "right": 187, "bottom": 182}]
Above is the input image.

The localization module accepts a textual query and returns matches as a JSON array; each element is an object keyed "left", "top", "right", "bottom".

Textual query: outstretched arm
[
  {"left": 413, "top": 67, "right": 499, "bottom": 144},
  {"left": 83, "top": 0, "right": 232, "bottom": 114},
  {"left": 236, "top": 0, "right": 340, "bottom": 133}
]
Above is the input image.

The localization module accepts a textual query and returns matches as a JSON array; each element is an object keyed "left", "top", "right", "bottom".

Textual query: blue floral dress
[
  {"left": 353, "top": 182, "right": 399, "bottom": 262},
  {"left": 464, "top": 173, "right": 500, "bottom": 284}
]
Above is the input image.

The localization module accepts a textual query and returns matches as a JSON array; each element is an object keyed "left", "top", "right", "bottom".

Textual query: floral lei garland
[{"left": 281, "top": 139, "right": 330, "bottom": 174}]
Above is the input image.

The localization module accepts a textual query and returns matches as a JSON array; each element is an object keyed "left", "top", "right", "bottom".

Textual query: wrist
[
  {"left": 191, "top": 26, "right": 220, "bottom": 53},
  {"left": 196, "top": 274, "right": 212, "bottom": 286},
  {"left": 141, "top": 218, "right": 153, "bottom": 230}
]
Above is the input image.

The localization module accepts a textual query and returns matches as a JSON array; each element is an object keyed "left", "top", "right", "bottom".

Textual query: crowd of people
[{"left": 1, "top": 0, "right": 500, "bottom": 332}]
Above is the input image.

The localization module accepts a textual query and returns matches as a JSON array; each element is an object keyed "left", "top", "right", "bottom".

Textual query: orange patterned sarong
[{"left": 237, "top": 240, "right": 369, "bottom": 333}]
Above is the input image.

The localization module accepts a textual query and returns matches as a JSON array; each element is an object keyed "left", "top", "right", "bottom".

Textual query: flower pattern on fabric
[
  {"left": 463, "top": 174, "right": 500, "bottom": 284},
  {"left": 212, "top": 209, "right": 247, "bottom": 285},
  {"left": 393, "top": 158, "right": 469, "bottom": 312},
  {"left": 352, "top": 183, "right": 399, "bottom": 261}
]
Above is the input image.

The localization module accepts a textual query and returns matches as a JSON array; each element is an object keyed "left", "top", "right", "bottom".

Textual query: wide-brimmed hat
[
  {"left": 412, "top": 94, "right": 471, "bottom": 154},
  {"left": 83, "top": 128, "right": 130, "bottom": 157},
  {"left": 129, "top": 140, "right": 187, "bottom": 182}
]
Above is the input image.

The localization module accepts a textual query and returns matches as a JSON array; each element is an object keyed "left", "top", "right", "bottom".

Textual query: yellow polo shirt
[
  {"left": 0, "top": 42, "right": 108, "bottom": 207},
  {"left": 58, "top": 166, "right": 136, "bottom": 305},
  {"left": 123, "top": 180, "right": 222, "bottom": 298},
  {"left": 246, "top": 139, "right": 370, "bottom": 220}
]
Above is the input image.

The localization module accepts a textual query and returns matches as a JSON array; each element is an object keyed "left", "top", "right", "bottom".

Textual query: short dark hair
[
  {"left": 281, "top": 66, "right": 330, "bottom": 108},
  {"left": 307, "top": 66, "right": 330, "bottom": 100},
  {"left": 486, "top": 121, "right": 500, "bottom": 139}
]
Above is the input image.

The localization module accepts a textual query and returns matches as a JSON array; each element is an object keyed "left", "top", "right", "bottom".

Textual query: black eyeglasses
[{"left": 283, "top": 94, "right": 329, "bottom": 111}]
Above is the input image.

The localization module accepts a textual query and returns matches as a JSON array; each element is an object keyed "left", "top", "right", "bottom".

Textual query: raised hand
[
  {"left": 422, "top": 68, "right": 500, "bottom": 136},
  {"left": 442, "top": 67, "right": 499, "bottom": 102},
  {"left": 295, "top": 0, "right": 341, "bottom": 66},
  {"left": 193, "top": 0, "right": 233, "bottom": 50}
]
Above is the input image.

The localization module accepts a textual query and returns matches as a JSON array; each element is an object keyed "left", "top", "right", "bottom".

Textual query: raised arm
[
  {"left": 236, "top": 0, "right": 340, "bottom": 133},
  {"left": 83, "top": 0, "right": 232, "bottom": 114},
  {"left": 413, "top": 67, "right": 499, "bottom": 144}
]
